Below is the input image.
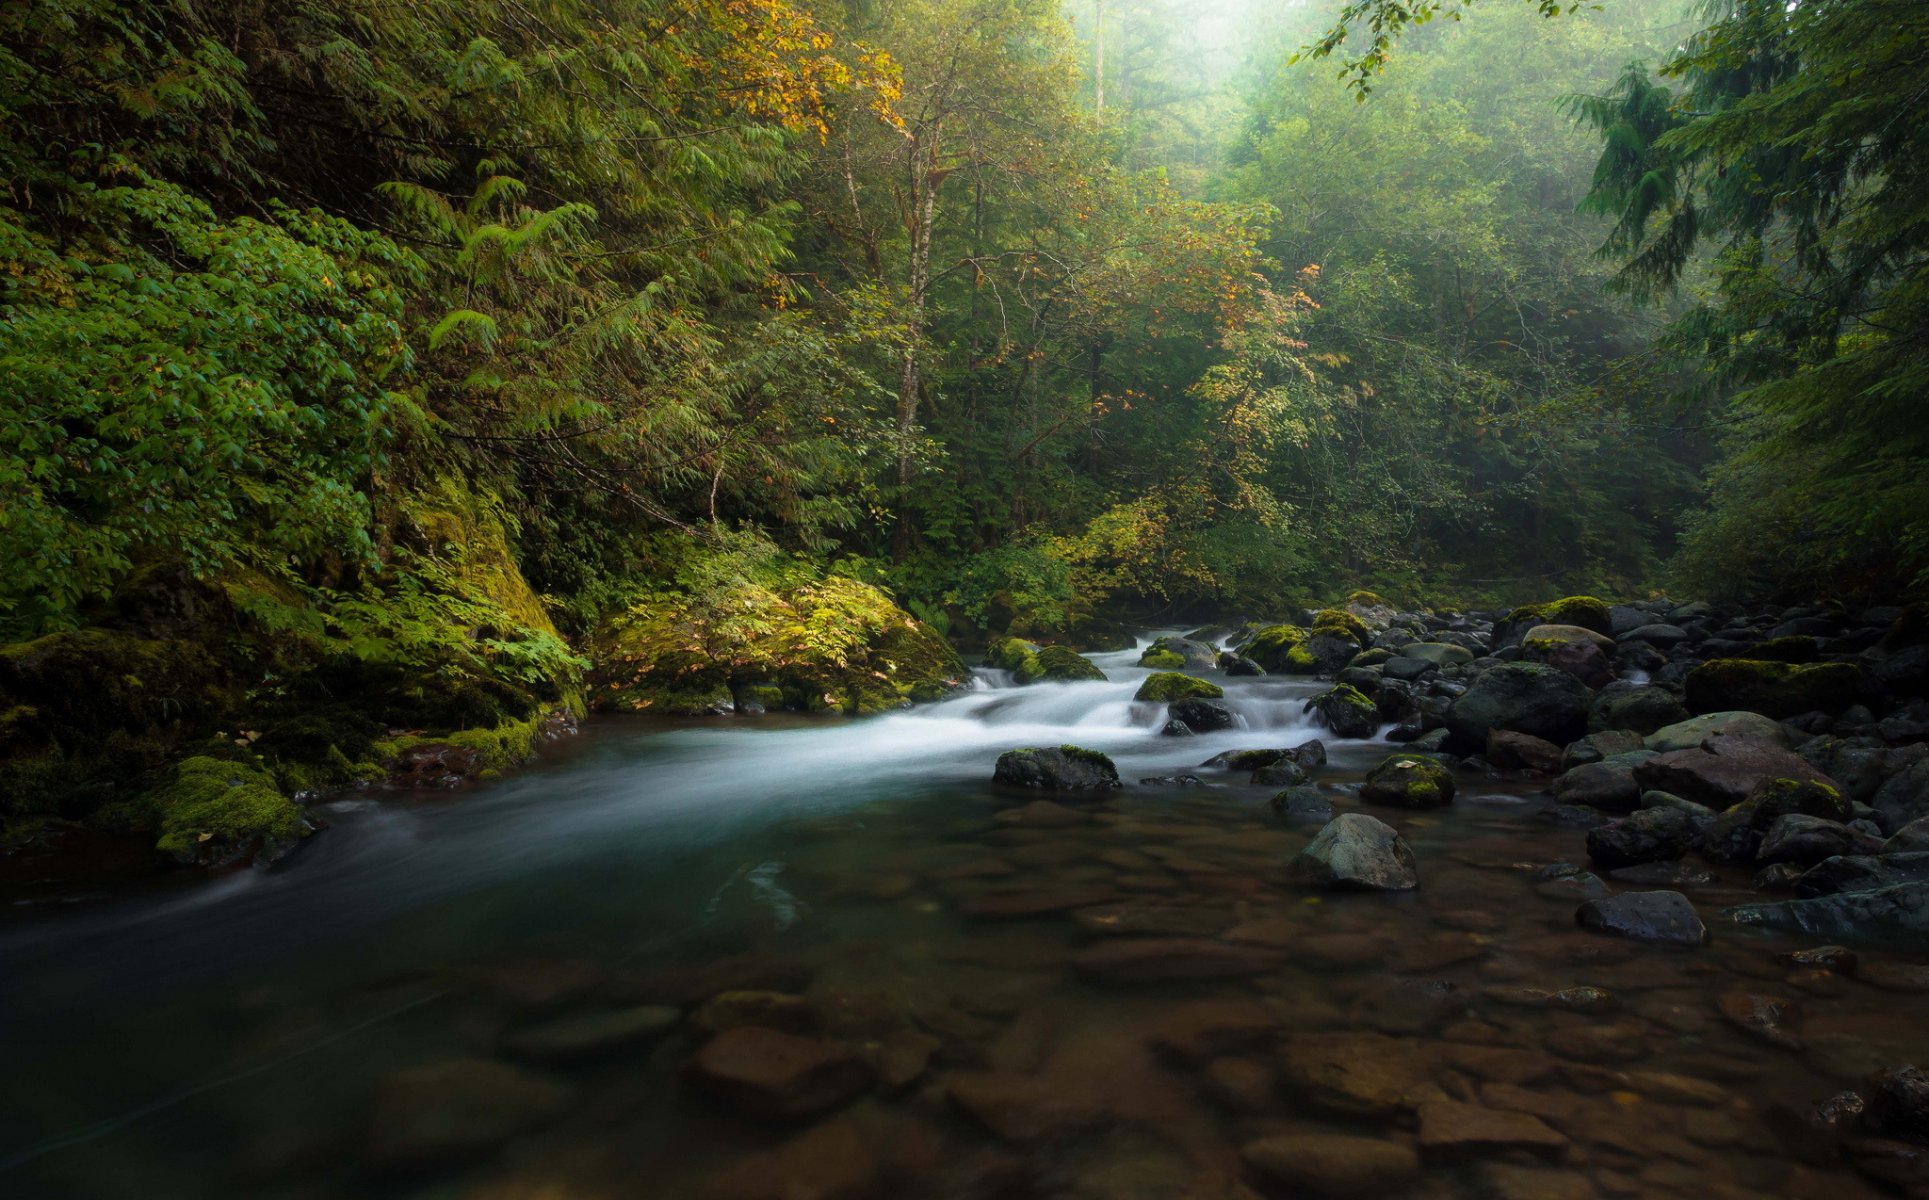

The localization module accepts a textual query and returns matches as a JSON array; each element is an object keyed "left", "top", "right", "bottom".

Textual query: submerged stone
[
  {"left": 1576, "top": 890, "right": 1710, "bottom": 946},
  {"left": 1288, "top": 813, "right": 1418, "bottom": 890}
]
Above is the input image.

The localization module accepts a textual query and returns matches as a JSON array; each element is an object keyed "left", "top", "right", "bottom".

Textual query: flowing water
[{"left": 1, "top": 637, "right": 1924, "bottom": 1199}]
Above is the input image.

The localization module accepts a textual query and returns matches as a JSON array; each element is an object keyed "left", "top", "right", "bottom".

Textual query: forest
[{"left": 4, "top": 2, "right": 1929, "bottom": 1197}]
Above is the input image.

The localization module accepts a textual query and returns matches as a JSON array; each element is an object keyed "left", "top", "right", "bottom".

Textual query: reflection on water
[{"left": 0, "top": 636, "right": 1920, "bottom": 1199}]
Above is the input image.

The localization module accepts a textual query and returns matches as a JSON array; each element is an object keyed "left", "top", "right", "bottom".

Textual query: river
[{"left": 0, "top": 636, "right": 1919, "bottom": 1198}]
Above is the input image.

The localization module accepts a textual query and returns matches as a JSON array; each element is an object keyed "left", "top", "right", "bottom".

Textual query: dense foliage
[{"left": 1, "top": 0, "right": 1922, "bottom": 838}]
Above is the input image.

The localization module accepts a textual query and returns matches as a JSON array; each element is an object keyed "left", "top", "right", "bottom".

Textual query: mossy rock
[
  {"left": 1309, "top": 608, "right": 1373, "bottom": 645},
  {"left": 1505, "top": 595, "right": 1612, "bottom": 639},
  {"left": 992, "top": 745, "right": 1121, "bottom": 791},
  {"left": 1751, "top": 636, "right": 1821, "bottom": 664},
  {"left": 986, "top": 636, "right": 1045, "bottom": 682},
  {"left": 150, "top": 756, "right": 304, "bottom": 866},
  {"left": 1135, "top": 672, "right": 1225, "bottom": 703},
  {"left": 1310, "top": 683, "right": 1379, "bottom": 738},
  {"left": 1138, "top": 648, "right": 1186, "bottom": 669},
  {"left": 1242, "top": 624, "right": 1310, "bottom": 673},
  {"left": 1361, "top": 753, "right": 1456, "bottom": 809},
  {"left": 1684, "top": 658, "right": 1862, "bottom": 718},
  {"left": 1034, "top": 645, "right": 1105, "bottom": 683}
]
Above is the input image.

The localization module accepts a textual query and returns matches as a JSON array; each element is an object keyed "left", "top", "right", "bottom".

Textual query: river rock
[
  {"left": 1140, "top": 636, "right": 1218, "bottom": 671},
  {"left": 1565, "top": 729, "right": 1646, "bottom": 768},
  {"left": 365, "top": 1058, "right": 572, "bottom": 1168},
  {"left": 1242, "top": 1133, "right": 1422, "bottom": 1198},
  {"left": 1634, "top": 738, "right": 1839, "bottom": 809},
  {"left": 1685, "top": 658, "right": 1862, "bottom": 719},
  {"left": 1275, "top": 1032, "right": 1437, "bottom": 1118},
  {"left": 1070, "top": 937, "right": 1280, "bottom": 982},
  {"left": 1446, "top": 663, "right": 1591, "bottom": 748},
  {"left": 1417, "top": 1098, "right": 1569, "bottom": 1163},
  {"left": 1865, "top": 1065, "right": 1929, "bottom": 1143},
  {"left": 1585, "top": 807, "right": 1698, "bottom": 870},
  {"left": 1168, "top": 697, "right": 1239, "bottom": 733},
  {"left": 945, "top": 1070, "right": 1108, "bottom": 1141},
  {"left": 1644, "top": 711, "right": 1792, "bottom": 752},
  {"left": 1552, "top": 755, "right": 1652, "bottom": 812},
  {"left": 1726, "top": 881, "right": 1929, "bottom": 941},
  {"left": 1715, "top": 992, "right": 1802, "bottom": 1050},
  {"left": 1794, "top": 853, "right": 1929, "bottom": 897},
  {"left": 1404, "top": 642, "right": 1475, "bottom": 667},
  {"left": 1576, "top": 890, "right": 1710, "bottom": 946},
  {"left": 1252, "top": 758, "right": 1310, "bottom": 787},
  {"left": 700, "top": 1118, "right": 875, "bottom": 1200},
  {"left": 1360, "top": 754, "right": 1455, "bottom": 809},
  {"left": 1141, "top": 998, "right": 1280, "bottom": 1063},
  {"left": 1589, "top": 684, "right": 1690, "bottom": 737},
  {"left": 1874, "top": 758, "right": 1929, "bottom": 830},
  {"left": 1488, "top": 729, "right": 1564, "bottom": 773},
  {"left": 1288, "top": 813, "right": 1418, "bottom": 890},
  {"left": 693, "top": 991, "right": 817, "bottom": 1035},
  {"left": 1311, "top": 684, "right": 1380, "bottom": 738},
  {"left": 1221, "top": 652, "right": 1265, "bottom": 676},
  {"left": 1886, "top": 817, "right": 1929, "bottom": 854},
  {"left": 1758, "top": 814, "right": 1884, "bottom": 866},
  {"left": 992, "top": 746, "right": 1121, "bottom": 791},
  {"left": 686, "top": 1027, "right": 874, "bottom": 1120},
  {"left": 1271, "top": 785, "right": 1334, "bottom": 822},
  {"left": 501, "top": 1005, "right": 681, "bottom": 1064}
]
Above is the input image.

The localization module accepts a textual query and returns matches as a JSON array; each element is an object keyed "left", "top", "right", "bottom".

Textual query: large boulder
[
  {"left": 1590, "top": 683, "right": 1690, "bottom": 736},
  {"left": 1586, "top": 807, "right": 1699, "bottom": 870},
  {"left": 1360, "top": 754, "right": 1456, "bottom": 809},
  {"left": 1634, "top": 739, "right": 1840, "bottom": 810},
  {"left": 1445, "top": 663, "right": 1591, "bottom": 748},
  {"left": 1487, "top": 729, "right": 1564, "bottom": 773},
  {"left": 1758, "top": 815, "right": 1883, "bottom": 866},
  {"left": 1684, "top": 659, "right": 1863, "bottom": 719},
  {"left": 1167, "top": 698, "right": 1239, "bottom": 733},
  {"left": 1138, "top": 636, "right": 1217, "bottom": 671},
  {"left": 1726, "top": 882, "right": 1929, "bottom": 942},
  {"left": 1033, "top": 645, "right": 1105, "bottom": 683},
  {"left": 1875, "top": 758, "right": 1929, "bottom": 831},
  {"left": 1696, "top": 778, "right": 1854, "bottom": 866},
  {"left": 1551, "top": 752, "right": 1655, "bottom": 812},
  {"left": 1522, "top": 624, "right": 1616, "bottom": 689},
  {"left": 1310, "top": 684, "right": 1380, "bottom": 738},
  {"left": 1135, "top": 672, "right": 1224, "bottom": 703},
  {"left": 1643, "top": 711, "right": 1793, "bottom": 752},
  {"left": 1288, "top": 813, "right": 1419, "bottom": 891},
  {"left": 992, "top": 746, "right": 1121, "bottom": 791}
]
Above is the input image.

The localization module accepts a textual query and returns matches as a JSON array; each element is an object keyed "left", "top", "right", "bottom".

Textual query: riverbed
[{"left": 1, "top": 637, "right": 1922, "bottom": 1198}]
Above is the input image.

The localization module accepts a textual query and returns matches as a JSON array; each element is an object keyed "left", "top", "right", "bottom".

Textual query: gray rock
[
  {"left": 1252, "top": 758, "right": 1310, "bottom": 787},
  {"left": 1270, "top": 785, "right": 1334, "bottom": 823},
  {"left": 1726, "top": 882, "right": 1929, "bottom": 942},
  {"left": 1140, "top": 636, "right": 1217, "bottom": 670},
  {"left": 1635, "top": 738, "right": 1840, "bottom": 809},
  {"left": 1403, "top": 642, "right": 1475, "bottom": 667},
  {"left": 1445, "top": 663, "right": 1592, "bottom": 749},
  {"left": 1383, "top": 655, "right": 1437, "bottom": 682},
  {"left": 1639, "top": 789, "right": 1717, "bottom": 821},
  {"left": 1644, "top": 711, "right": 1792, "bottom": 753},
  {"left": 1563, "top": 729, "right": 1646, "bottom": 769},
  {"left": 993, "top": 746, "right": 1121, "bottom": 791},
  {"left": 1576, "top": 890, "right": 1710, "bottom": 946},
  {"left": 1289, "top": 813, "right": 1419, "bottom": 891},
  {"left": 1874, "top": 757, "right": 1929, "bottom": 832},
  {"left": 1885, "top": 816, "right": 1929, "bottom": 854},
  {"left": 1758, "top": 814, "right": 1884, "bottom": 867},
  {"left": 1622, "top": 623, "right": 1690, "bottom": 647},
  {"left": 1590, "top": 683, "right": 1690, "bottom": 737},
  {"left": 1794, "top": 852, "right": 1929, "bottom": 897},
  {"left": 1552, "top": 755, "right": 1653, "bottom": 812},
  {"left": 1586, "top": 807, "right": 1699, "bottom": 870},
  {"left": 1169, "top": 697, "right": 1240, "bottom": 732}
]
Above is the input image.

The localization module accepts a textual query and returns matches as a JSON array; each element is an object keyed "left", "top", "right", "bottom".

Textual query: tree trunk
[{"left": 893, "top": 130, "right": 941, "bottom": 562}]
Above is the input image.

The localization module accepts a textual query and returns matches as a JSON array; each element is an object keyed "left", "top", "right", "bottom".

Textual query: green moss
[
  {"left": 1685, "top": 658, "right": 1862, "bottom": 718},
  {"left": 1541, "top": 596, "right": 1613, "bottom": 635},
  {"left": 1135, "top": 672, "right": 1225, "bottom": 703},
  {"left": 1740, "top": 777, "right": 1850, "bottom": 826},
  {"left": 1345, "top": 590, "right": 1391, "bottom": 609},
  {"left": 1310, "top": 607, "right": 1372, "bottom": 645},
  {"left": 987, "top": 636, "right": 1045, "bottom": 681},
  {"left": 150, "top": 756, "right": 303, "bottom": 864},
  {"left": 1034, "top": 644, "right": 1105, "bottom": 682},
  {"left": 1138, "top": 647, "right": 1186, "bottom": 669},
  {"left": 1361, "top": 752, "right": 1456, "bottom": 809},
  {"left": 1751, "top": 636, "right": 1821, "bottom": 663},
  {"left": 1348, "top": 648, "right": 1394, "bottom": 668},
  {"left": 1243, "top": 624, "right": 1310, "bottom": 672},
  {"left": 1283, "top": 644, "right": 1321, "bottom": 673}
]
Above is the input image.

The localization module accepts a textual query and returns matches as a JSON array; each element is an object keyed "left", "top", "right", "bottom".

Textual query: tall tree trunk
[{"left": 893, "top": 130, "right": 941, "bottom": 562}]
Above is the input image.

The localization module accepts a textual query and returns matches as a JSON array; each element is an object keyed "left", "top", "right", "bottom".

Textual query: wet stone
[
  {"left": 693, "top": 990, "right": 817, "bottom": 1035},
  {"left": 1417, "top": 1098, "right": 1569, "bottom": 1163},
  {"left": 1606, "top": 861, "right": 1717, "bottom": 887},
  {"left": 700, "top": 1118, "right": 876, "bottom": 1200},
  {"left": 1544, "top": 1022, "right": 1650, "bottom": 1064},
  {"left": 945, "top": 1070, "right": 1109, "bottom": 1141},
  {"left": 1240, "top": 1133, "right": 1423, "bottom": 1199},
  {"left": 959, "top": 886, "right": 1120, "bottom": 919},
  {"left": 1714, "top": 992, "right": 1803, "bottom": 1050},
  {"left": 1141, "top": 998, "right": 1280, "bottom": 1063},
  {"left": 1071, "top": 901, "right": 1233, "bottom": 939},
  {"left": 1287, "top": 813, "right": 1418, "bottom": 891},
  {"left": 870, "top": 1030, "right": 940, "bottom": 1092},
  {"left": 364, "top": 1058, "right": 573, "bottom": 1169},
  {"left": 1478, "top": 1164, "right": 1601, "bottom": 1200},
  {"left": 686, "top": 1027, "right": 874, "bottom": 1121},
  {"left": 500, "top": 1004, "right": 681, "bottom": 1064},
  {"left": 1276, "top": 1032, "right": 1438, "bottom": 1118},
  {"left": 1481, "top": 985, "right": 1618, "bottom": 1013},
  {"left": 1865, "top": 1064, "right": 1929, "bottom": 1143},
  {"left": 992, "top": 800, "right": 1091, "bottom": 826},
  {"left": 1576, "top": 890, "right": 1710, "bottom": 946},
  {"left": 1071, "top": 937, "right": 1281, "bottom": 983},
  {"left": 1202, "top": 1056, "right": 1275, "bottom": 1114},
  {"left": 1853, "top": 960, "right": 1929, "bottom": 992}
]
